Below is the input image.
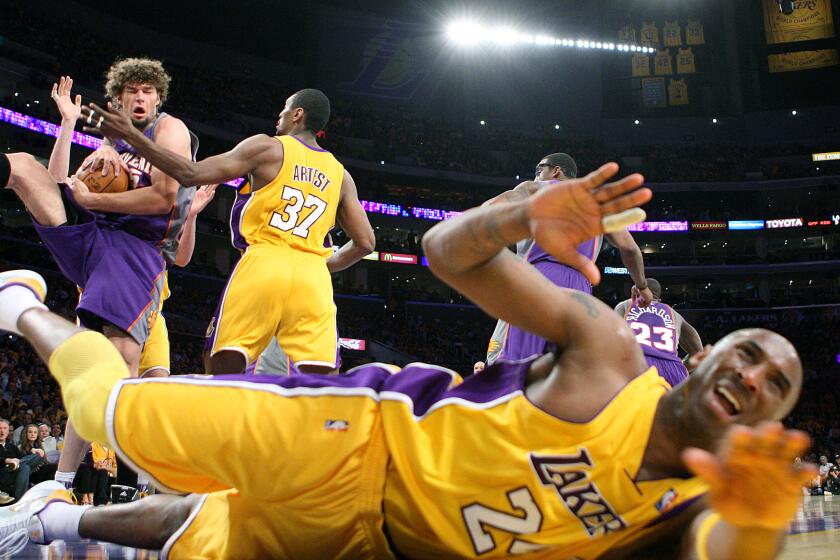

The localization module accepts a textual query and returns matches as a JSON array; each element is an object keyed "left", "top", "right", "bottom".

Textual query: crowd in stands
[{"left": 5, "top": 0, "right": 840, "bottom": 185}]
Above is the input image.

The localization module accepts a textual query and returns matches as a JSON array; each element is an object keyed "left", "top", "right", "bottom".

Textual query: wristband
[{"left": 695, "top": 512, "right": 721, "bottom": 560}]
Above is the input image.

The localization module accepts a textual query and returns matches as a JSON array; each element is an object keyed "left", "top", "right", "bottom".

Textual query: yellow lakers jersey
[
  {"left": 655, "top": 49, "right": 673, "bottom": 75},
  {"left": 677, "top": 47, "right": 696, "bottom": 74},
  {"left": 663, "top": 21, "right": 682, "bottom": 47},
  {"left": 640, "top": 22, "right": 659, "bottom": 47},
  {"left": 380, "top": 361, "right": 708, "bottom": 558},
  {"left": 669, "top": 78, "right": 689, "bottom": 106},
  {"left": 231, "top": 135, "right": 344, "bottom": 257},
  {"left": 686, "top": 20, "right": 705, "bottom": 45},
  {"left": 632, "top": 53, "right": 651, "bottom": 77}
]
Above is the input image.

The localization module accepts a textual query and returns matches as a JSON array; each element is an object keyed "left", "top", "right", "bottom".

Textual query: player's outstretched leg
[
  {"left": 0, "top": 479, "right": 198, "bottom": 555},
  {"left": 1, "top": 153, "right": 68, "bottom": 227},
  {"left": 0, "top": 270, "right": 130, "bottom": 445}
]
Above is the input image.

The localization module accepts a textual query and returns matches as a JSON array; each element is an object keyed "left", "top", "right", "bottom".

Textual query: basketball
[{"left": 77, "top": 160, "right": 130, "bottom": 193}]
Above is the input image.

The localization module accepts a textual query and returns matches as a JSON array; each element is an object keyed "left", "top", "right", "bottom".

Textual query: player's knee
[{"left": 5, "top": 153, "right": 41, "bottom": 184}]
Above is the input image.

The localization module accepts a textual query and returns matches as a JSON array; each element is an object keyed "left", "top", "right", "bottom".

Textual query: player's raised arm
[
  {"left": 80, "top": 102, "right": 280, "bottom": 187},
  {"left": 481, "top": 181, "right": 540, "bottom": 207},
  {"left": 423, "top": 163, "right": 651, "bottom": 374},
  {"left": 327, "top": 170, "right": 375, "bottom": 273},
  {"left": 605, "top": 229, "right": 653, "bottom": 306}
]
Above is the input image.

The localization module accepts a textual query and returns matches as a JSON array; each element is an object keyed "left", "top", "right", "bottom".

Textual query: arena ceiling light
[{"left": 445, "top": 19, "right": 655, "bottom": 53}]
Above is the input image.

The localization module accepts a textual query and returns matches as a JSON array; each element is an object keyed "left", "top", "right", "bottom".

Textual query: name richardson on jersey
[
  {"left": 293, "top": 164, "right": 332, "bottom": 191},
  {"left": 530, "top": 450, "right": 627, "bottom": 537},
  {"left": 625, "top": 305, "right": 675, "bottom": 329}
]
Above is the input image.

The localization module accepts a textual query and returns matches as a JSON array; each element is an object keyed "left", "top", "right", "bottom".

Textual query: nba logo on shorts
[
  {"left": 325, "top": 419, "right": 349, "bottom": 431},
  {"left": 655, "top": 488, "right": 679, "bottom": 512}
]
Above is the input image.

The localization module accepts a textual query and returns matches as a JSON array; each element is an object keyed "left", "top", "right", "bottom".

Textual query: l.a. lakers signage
[{"left": 763, "top": 0, "right": 835, "bottom": 44}]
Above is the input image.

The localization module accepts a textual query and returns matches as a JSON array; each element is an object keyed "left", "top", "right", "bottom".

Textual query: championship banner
[
  {"left": 763, "top": 0, "right": 835, "bottom": 44},
  {"left": 768, "top": 49, "right": 839, "bottom": 72},
  {"left": 641, "top": 77, "right": 667, "bottom": 108}
]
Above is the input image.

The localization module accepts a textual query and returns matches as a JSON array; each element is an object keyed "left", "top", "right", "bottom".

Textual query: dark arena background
[{"left": 0, "top": 0, "right": 839, "bottom": 557}]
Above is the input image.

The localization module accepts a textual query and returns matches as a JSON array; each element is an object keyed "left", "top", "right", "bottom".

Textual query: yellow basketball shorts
[
  {"left": 105, "top": 373, "right": 394, "bottom": 559},
  {"left": 206, "top": 244, "right": 338, "bottom": 368},
  {"left": 139, "top": 313, "right": 170, "bottom": 376}
]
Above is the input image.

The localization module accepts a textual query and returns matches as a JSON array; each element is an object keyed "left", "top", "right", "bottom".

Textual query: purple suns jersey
[
  {"left": 624, "top": 301, "right": 682, "bottom": 363},
  {"left": 108, "top": 113, "right": 199, "bottom": 263},
  {"left": 519, "top": 235, "right": 603, "bottom": 267}
]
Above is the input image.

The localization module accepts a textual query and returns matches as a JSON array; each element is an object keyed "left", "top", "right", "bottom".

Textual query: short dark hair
[
  {"left": 542, "top": 153, "right": 578, "bottom": 178},
  {"left": 646, "top": 278, "right": 662, "bottom": 299},
  {"left": 291, "top": 89, "right": 331, "bottom": 133}
]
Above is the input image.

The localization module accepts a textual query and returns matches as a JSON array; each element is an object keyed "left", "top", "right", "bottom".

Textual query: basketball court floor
[{"left": 7, "top": 496, "right": 838, "bottom": 559}]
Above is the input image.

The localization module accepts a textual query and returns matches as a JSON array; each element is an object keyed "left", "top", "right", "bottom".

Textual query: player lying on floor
[{"left": 0, "top": 159, "right": 816, "bottom": 559}]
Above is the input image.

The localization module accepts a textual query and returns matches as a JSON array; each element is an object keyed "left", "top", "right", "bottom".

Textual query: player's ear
[{"left": 687, "top": 344, "right": 712, "bottom": 372}]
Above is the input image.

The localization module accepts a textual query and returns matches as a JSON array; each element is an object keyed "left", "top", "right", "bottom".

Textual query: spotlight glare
[
  {"left": 596, "top": 42, "right": 603, "bottom": 49},
  {"left": 712, "top": 118, "right": 718, "bottom": 124},
  {"left": 554, "top": 124, "right": 560, "bottom": 130},
  {"left": 791, "top": 109, "right": 798, "bottom": 115},
  {"left": 634, "top": 119, "right": 640, "bottom": 125},
  {"left": 576, "top": 39, "right": 583, "bottom": 47}
]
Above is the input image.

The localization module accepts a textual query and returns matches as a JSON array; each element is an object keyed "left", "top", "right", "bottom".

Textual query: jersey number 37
[{"left": 269, "top": 185, "right": 328, "bottom": 239}]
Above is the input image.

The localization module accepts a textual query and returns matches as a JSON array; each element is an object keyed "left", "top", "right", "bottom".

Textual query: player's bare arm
[
  {"left": 69, "top": 116, "right": 192, "bottom": 215},
  {"left": 424, "top": 164, "right": 651, "bottom": 402},
  {"left": 676, "top": 311, "right": 704, "bottom": 356},
  {"left": 80, "top": 102, "right": 282, "bottom": 188},
  {"left": 327, "top": 170, "right": 376, "bottom": 273},
  {"left": 481, "top": 181, "right": 540, "bottom": 207},
  {"left": 614, "top": 299, "right": 630, "bottom": 316},
  {"left": 47, "top": 76, "right": 82, "bottom": 183},
  {"left": 174, "top": 184, "right": 218, "bottom": 267},
  {"left": 605, "top": 229, "right": 653, "bottom": 306}
]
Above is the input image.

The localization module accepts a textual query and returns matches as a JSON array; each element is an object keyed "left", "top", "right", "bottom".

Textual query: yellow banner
[
  {"left": 763, "top": 0, "right": 835, "bottom": 44},
  {"left": 768, "top": 49, "right": 839, "bottom": 72}
]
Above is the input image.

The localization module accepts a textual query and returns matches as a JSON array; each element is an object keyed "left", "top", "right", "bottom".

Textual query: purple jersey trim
[
  {"left": 290, "top": 135, "right": 329, "bottom": 153},
  {"left": 643, "top": 494, "right": 705, "bottom": 528}
]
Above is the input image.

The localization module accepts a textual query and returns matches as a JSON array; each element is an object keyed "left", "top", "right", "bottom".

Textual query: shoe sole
[{"left": 0, "top": 269, "right": 48, "bottom": 303}]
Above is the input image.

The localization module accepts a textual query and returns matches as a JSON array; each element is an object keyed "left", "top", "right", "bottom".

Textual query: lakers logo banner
[
  {"left": 768, "top": 49, "right": 839, "bottom": 72},
  {"left": 763, "top": 0, "right": 835, "bottom": 44}
]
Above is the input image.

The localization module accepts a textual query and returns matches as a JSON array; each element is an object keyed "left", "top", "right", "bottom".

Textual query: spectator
[
  {"left": 75, "top": 442, "right": 117, "bottom": 506},
  {"left": 11, "top": 410, "right": 33, "bottom": 444},
  {"left": 14, "top": 423, "right": 46, "bottom": 499},
  {"left": 827, "top": 464, "right": 840, "bottom": 496},
  {"left": 0, "top": 420, "right": 18, "bottom": 504}
]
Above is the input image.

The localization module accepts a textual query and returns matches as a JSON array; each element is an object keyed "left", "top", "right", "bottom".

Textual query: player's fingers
[
  {"left": 599, "top": 188, "right": 652, "bottom": 217},
  {"left": 579, "top": 162, "right": 620, "bottom": 191},
  {"left": 74, "top": 94, "right": 82, "bottom": 108},
  {"left": 602, "top": 208, "right": 646, "bottom": 233},
  {"left": 88, "top": 102, "right": 111, "bottom": 117},
  {"left": 50, "top": 83, "right": 58, "bottom": 98},
  {"left": 68, "top": 77, "right": 73, "bottom": 92},
  {"left": 592, "top": 173, "right": 645, "bottom": 202},
  {"left": 683, "top": 448, "right": 726, "bottom": 486},
  {"left": 780, "top": 429, "right": 811, "bottom": 459}
]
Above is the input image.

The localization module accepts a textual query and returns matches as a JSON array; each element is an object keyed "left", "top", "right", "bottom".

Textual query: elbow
[
  {"left": 358, "top": 231, "right": 376, "bottom": 254},
  {"left": 178, "top": 163, "right": 199, "bottom": 187}
]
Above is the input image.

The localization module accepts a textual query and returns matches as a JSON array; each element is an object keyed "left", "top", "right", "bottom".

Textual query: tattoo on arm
[{"left": 571, "top": 292, "right": 599, "bottom": 319}]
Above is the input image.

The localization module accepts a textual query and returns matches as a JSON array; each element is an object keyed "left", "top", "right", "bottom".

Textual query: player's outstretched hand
[
  {"left": 683, "top": 422, "right": 816, "bottom": 531},
  {"left": 528, "top": 162, "right": 650, "bottom": 285},
  {"left": 50, "top": 76, "right": 82, "bottom": 123},
  {"left": 80, "top": 101, "right": 134, "bottom": 142},
  {"left": 189, "top": 184, "right": 219, "bottom": 217}
]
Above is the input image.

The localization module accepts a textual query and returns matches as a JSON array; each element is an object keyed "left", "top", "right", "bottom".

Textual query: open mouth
[
  {"left": 132, "top": 107, "right": 147, "bottom": 119},
  {"left": 713, "top": 384, "right": 742, "bottom": 416}
]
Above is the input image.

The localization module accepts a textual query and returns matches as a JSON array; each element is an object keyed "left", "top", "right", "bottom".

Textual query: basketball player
[
  {"left": 0, "top": 163, "right": 814, "bottom": 559},
  {"left": 81, "top": 89, "right": 375, "bottom": 375},
  {"left": 615, "top": 278, "right": 704, "bottom": 387},
  {"left": 33, "top": 65, "right": 197, "bottom": 489},
  {"left": 485, "top": 153, "right": 653, "bottom": 364}
]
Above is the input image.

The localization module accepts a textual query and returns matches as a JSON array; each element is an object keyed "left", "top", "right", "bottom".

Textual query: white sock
[
  {"left": 54, "top": 470, "right": 76, "bottom": 489},
  {"left": 0, "top": 285, "right": 46, "bottom": 334},
  {"left": 36, "top": 501, "right": 92, "bottom": 543}
]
